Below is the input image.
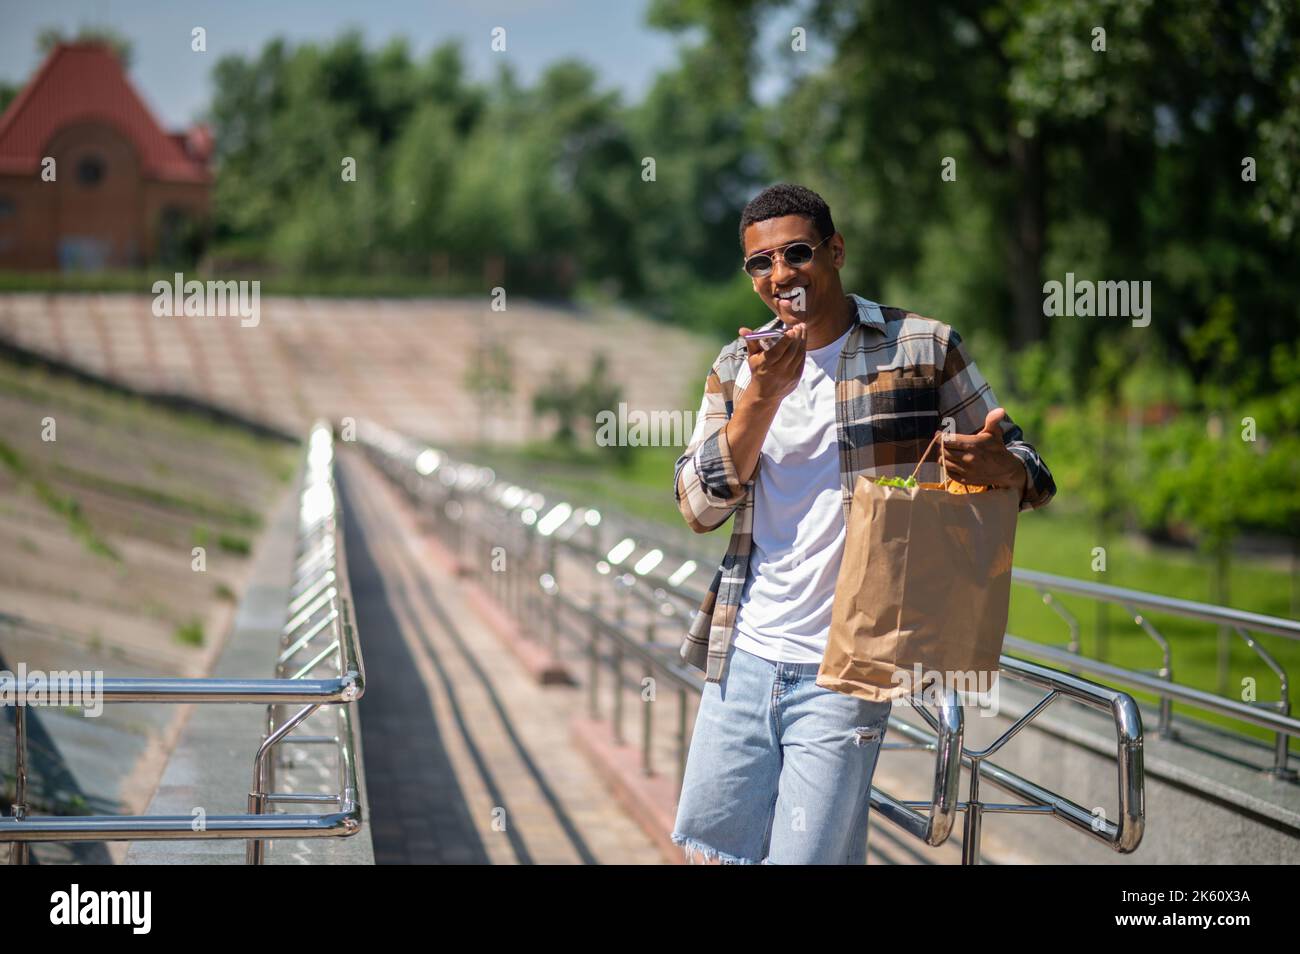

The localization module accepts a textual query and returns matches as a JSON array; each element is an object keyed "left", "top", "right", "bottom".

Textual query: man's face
[{"left": 742, "top": 214, "right": 844, "bottom": 326}]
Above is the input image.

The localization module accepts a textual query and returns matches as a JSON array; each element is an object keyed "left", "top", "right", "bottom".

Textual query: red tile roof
[{"left": 0, "top": 41, "right": 210, "bottom": 183}]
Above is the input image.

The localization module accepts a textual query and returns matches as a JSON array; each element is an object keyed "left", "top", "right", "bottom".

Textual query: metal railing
[
  {"left": 355, "top": 420, "right": 1150, "bottom": 863},
  {"left": 871, "top": 657, "right": 1144, "bottom": 863},
  {"left": 1010, "top": 568, "right": 1300, "bottom": 779},
  {"left": 1, "top": 420, "right": 365, "bottom": 864}
]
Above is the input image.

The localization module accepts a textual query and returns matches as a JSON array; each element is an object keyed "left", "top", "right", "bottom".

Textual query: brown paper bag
[{"left": 816, "top": 432, "right": 1020, "bottom": 704}]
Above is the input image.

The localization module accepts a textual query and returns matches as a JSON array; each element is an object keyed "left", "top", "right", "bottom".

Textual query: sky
[{"left": 0, "top": 0, "right": 692, "bottom": 128}]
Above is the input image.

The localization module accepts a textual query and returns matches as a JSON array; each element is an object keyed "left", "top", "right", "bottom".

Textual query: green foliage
[
  {"left": 659, "top": 271, "right": 768, "bottom": 341},
  {"left": 531, "top": 352, "right": 626, "bottom": 463},
  {"left": 463, "top": 340, "right": 515, "bottom": 402},
  {"left": 656, "top": 0, "right": 1300, "bottom": 371},
  {"left": 531, "top": 367, "right": 582, "bottom": 446},
  {"left": 463, "top": 337, "right": 516, "bottom": 445},
  {"left": 626, "top": 42, "right": 767, "bottom": 305},
  {"left": 209, "top": 36, "right": 644, "bottom": 294},
  {"left": 0, "top": 81, "right": 19, "bottom": 115}
]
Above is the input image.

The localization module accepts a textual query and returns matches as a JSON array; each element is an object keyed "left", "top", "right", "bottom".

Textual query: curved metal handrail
[
  {"left": 2, "top": 420, "right": 365, "bottom": 864},
  {"left": 1012, "top": 568, "right": 1300, "bottom": 639}
]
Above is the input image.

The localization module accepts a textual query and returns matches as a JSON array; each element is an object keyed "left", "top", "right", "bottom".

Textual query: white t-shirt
[{"left": 733, "top": 325, "right": 851, "bottom": 664}]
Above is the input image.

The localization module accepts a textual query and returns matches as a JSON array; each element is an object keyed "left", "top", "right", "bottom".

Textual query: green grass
[
  {"left": 173, "top": 618, "right": 205, "bottom": 647},
  {"left": 49, "top": 463, "right": 264, "bottom": 529},
  {"left": 217, "top": 532, "right": 252, "bottom": 555},
  {"left": 1007, "top": 513, "right": 1299, "bottom": 754},
  {"left": 0, "top": 360, "right": 299, "bottom": 485},
  {"left": 0, "top": 353, "right": 297, "bottom": 638},
  {"left": 457, "top": 439, "right": 1300, "bottom": 755},
  {"left": 0, "top": 436, "right": 121, "bottom": 561}
]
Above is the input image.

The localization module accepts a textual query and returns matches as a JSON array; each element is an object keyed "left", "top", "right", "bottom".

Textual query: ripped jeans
[{"left": 671, "top": 642, "right": 893, "bottom": 864}]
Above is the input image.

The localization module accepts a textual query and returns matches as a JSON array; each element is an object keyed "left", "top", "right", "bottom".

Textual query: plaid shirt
[{"left": 674, "top": 294, "right": 1056, "bottom": 682}]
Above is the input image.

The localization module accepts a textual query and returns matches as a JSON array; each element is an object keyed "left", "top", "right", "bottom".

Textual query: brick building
[{"left": 0, "top": 41, "right": 212, "bottom": 271}]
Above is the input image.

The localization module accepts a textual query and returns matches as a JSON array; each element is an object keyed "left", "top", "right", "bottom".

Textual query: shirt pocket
[{"left": 857, "top": 367, "right": 940, "bottom": 446}]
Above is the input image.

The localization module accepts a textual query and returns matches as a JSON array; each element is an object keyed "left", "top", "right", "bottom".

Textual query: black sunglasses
[{"left": 742, "top": 235, "right": 831, "bottom": 278}]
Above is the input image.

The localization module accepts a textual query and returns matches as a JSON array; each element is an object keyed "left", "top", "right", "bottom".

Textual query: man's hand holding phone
[
  {"left": 724, "top": 323, "right": 807, "bottom": 483},
  {"left": 740, "top": 323, "right": 807, "bottom": 403}
]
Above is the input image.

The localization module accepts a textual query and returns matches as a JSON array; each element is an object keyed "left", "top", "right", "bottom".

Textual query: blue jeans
[{"left": 671, "top": 643, "right": 894, "bottom": 864}]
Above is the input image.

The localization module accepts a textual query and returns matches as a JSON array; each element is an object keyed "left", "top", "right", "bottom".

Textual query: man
[{"left": 669, "top": 183, "right": 1055, "bottom": 865}]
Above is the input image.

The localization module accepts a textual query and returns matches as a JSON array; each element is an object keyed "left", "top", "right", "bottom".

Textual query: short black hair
[{"left": 738, "top": 183, "right": 835, "bottom": 249}]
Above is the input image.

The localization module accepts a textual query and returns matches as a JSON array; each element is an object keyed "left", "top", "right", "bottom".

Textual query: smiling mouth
[{"left": 774, "top": 286, "right": 806, "bottom": 302}]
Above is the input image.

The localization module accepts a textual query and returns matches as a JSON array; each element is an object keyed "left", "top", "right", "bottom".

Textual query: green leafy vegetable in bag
[{"left": 873, "top": 475, "right": 918, "bottom": 488}]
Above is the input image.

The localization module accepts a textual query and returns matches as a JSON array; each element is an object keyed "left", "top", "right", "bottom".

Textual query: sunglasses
[{"left": 741, "top": 235, "right": 831, "bottom": 278}]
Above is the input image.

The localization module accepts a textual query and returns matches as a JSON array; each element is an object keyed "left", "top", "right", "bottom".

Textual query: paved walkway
[{"left": 337, "top": 447, "right": 662, "bottom": 864}]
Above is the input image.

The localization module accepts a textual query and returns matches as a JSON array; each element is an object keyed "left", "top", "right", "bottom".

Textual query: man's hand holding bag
[{"left": 816, "top": 414, "right": 1021, "bottom": 704}]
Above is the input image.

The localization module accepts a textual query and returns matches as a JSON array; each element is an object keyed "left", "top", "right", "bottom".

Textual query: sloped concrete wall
[{"left": 125, "top": 480, "right": 374, "bottom": 864}]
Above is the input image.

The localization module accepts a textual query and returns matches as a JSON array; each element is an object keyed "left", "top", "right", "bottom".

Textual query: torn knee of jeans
[{"left": 853, "top": 724, "right": 882, "bottom": 746}]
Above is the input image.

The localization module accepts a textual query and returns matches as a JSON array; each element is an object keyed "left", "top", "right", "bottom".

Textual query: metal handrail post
[
  {"left": 961, "top": 757, "right": 983, "bottom": 866},
  {"left": 587, "top": 593, "right": 601, "bottom": 722},
  {"left": 247, "top": 703, "right": 321, "bottom": 864},
  {"left": 612, "top": 576, "right": 628, "bottom": 746},
  {"left": 546, "top": 536, "right": 558, "bottom": 655},
  {"left": 613, "top": 638, "right": 625, "bottom": 748},
  {"left": 642, "top": 616, "right": 656, "bottom": 777},
  {"left": 7, "top": 706, "right": 29, "bottom": 865}
]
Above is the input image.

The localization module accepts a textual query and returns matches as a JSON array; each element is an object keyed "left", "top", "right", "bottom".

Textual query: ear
[{"left": 831, "top": 233, "right": 845, "bottom": 269}]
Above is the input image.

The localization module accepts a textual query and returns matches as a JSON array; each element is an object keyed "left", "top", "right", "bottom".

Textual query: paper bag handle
[{"left": 909, "top": 430, "right": 949, "bottom": 484}]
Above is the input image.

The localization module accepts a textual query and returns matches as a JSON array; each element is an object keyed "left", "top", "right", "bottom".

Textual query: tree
[
  {"left": 0, "top": 82, "right": 20, "bottom": 115},
  {"left": 532, "top": 365, "right": 584, "bottom": 446},
  {"left": 647, "top": 0, "right": 1300, "bottom": 367},
  {"left": 462, "top": 335, "right": 515, "bottom": 446},
  {"left": 1132, "top": 304, "right": 1296, "bottom": 689},
  {"left": 627, "top": 41, "right": 769, "bottom": 315},
  {"left": 531, "top": 352, "right": 625, "bottom": 454}
]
